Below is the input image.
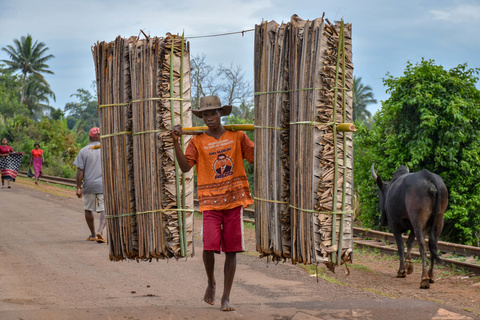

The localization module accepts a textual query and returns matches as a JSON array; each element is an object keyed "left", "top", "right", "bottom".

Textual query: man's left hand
[{"left": 76, "top": 188, "right": 83, "bottom": 198}]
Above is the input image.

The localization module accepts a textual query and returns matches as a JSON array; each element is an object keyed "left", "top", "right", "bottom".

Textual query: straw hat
[{"left": 192, "top": 96, "right": 232, "bottom": 118}]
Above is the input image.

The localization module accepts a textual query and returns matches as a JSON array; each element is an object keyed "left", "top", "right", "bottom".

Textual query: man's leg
[
  {"left": 95, "top": 210, "right": 107, "bottom": 243},
  {"left": 94, "top": 194, "right": 107, "bottom": 243},
  {"left": 219, "top": 206, "right": 243, "bottom": 311},
  {"left": 221, "top": 252, "right": 237, "bottom": 311},
  {"left": 85, "top": 210, "right": 96, "bottom": 239},
  {"left": 203, "top": 250, "right": 216, "bottom": 305},
  {"left": 97, "top": 211, "right": 106, "bottom": 234}
]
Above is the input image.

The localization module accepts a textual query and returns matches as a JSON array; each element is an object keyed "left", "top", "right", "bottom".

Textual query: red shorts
[{"left": 202, "top": 206, "right": 244, "bottom": 253}]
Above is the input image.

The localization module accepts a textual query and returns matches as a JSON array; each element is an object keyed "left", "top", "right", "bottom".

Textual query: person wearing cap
[
  {"left": 172, "top": 95, "right": 254, "bottom": 312},
  {"left": 73, "top": 127, "right": 106, "bottom": 243},
  {"left": 29, "top": 141, "right": 45, "bottom": 185}
]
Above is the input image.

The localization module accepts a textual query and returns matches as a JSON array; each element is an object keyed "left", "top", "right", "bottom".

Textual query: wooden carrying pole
[{"left": 181, "top": 123, "right": 354, "bottom": 135}]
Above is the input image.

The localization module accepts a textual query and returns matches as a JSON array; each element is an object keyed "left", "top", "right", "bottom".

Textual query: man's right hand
[
  {"left": 172, "top": 125, "right": 183, "bottom": 143},
  {"left": 76, "top": 188, "right": 83, "bottom": 199}
]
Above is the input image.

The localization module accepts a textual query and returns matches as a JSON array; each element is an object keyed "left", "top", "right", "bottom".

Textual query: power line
[{"left": 185, "top": 29, "right": 255, "bottom": 39}]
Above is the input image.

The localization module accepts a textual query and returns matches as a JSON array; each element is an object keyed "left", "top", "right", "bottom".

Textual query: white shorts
[{"left": 83, "top": 193, "right": 104, "bottom": 212}]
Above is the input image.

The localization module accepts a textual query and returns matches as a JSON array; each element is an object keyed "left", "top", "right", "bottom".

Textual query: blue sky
[{"left": 1, "top": 0, "right": 480, "bottom": 116}]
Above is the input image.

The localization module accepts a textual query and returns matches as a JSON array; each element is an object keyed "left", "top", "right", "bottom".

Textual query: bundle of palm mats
[
  {"left": 254, "top": 15, "right": 354, "bottom": 270},
  {"left": 93, "top": 34, "right": 194, "bottom": 261}
]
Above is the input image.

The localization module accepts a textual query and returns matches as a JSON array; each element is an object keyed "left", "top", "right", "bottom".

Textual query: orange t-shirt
[
  {"left": 31, "top": 149, "right": 43, "bottom": 158},
  {"left": 185, "top": 130, "right": 254, "bottom": 211}
]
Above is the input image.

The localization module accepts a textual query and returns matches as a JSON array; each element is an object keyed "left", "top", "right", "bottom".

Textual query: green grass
[
  {"left": 243, "top": 221, "right": 255, "bottom": 230},
  {"left": 353, "top": 244, "right": 397, "bottom": 262},
  {"left": 299, "top": 264, "right": 347, "bottom": 286},
  {"left": 349, "top": 264, "right": 372, "bottom": 272},
  {"left": 364, "top": 288, "right": 396, "bottom": 298},
  {"left": 17, "top": 176, "right": 76, "bottom": 191},
  {"left": 242, "top": 250, "right": 260, "bottom": 257}
]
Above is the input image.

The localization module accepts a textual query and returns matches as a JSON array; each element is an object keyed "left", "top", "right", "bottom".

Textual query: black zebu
[{"left": 371, "top": 164, "right": 448, "bottom": 289}]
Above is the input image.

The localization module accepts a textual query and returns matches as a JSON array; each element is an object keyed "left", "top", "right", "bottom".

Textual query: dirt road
[{"left": 0, "top": 181, "right": 477, "bottom": 319}]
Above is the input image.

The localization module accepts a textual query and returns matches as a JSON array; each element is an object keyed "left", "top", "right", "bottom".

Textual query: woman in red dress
[
  {"left": 0, "top": 137, "right": 14, "bottom": 188},
  {"left": 29, "top": 142, "right": 44, "bottom": 185}
]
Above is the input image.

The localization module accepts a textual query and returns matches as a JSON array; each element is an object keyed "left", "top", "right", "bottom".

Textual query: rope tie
[
  {"left": 253, "top": 198, "right": 353, "bottom": 215},
  {"left": 105, "top": 208, "right": 195, "bottom": 219},
  {"left": 100, "top": 131, "right": 132, "bottom": 139},
  {"left": 98, "top": 97, "right": 191, "bottom": 109}
]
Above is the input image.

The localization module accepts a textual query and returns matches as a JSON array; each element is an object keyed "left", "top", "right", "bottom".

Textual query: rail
[
  {"left": 18, "top": 171, "right": 77, "bottom": 187},
  {"left": 353, "top": 227, "right": 480, "bottom": 274},
  {"left": 17, "top": 171, "right": 480, "bottom": 273}
]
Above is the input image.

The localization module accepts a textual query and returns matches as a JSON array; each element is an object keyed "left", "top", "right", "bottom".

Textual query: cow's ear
[{"left": 376, "top": 175, "right": 384, "bottom": 190}]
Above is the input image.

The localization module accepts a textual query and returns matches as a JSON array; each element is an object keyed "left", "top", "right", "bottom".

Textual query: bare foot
[
  {"left": 221, "top": 298, "right": 235, "bottom": 311},
  {"left": 203, "top": 283, "right": 215, "bottom": 305}
]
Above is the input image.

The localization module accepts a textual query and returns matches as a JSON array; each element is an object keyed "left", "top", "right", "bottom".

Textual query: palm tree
[
  {"left": 23, "top": 74, "right": 56, "bottom": 120},
  {"left": 1, "top": 34, "right": 55, "bottom": 102},
  {"left": 353, "top": 76, "right": 377, "bottom": 123}
]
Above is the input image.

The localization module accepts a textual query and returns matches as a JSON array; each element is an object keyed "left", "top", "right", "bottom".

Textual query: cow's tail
[{"left": 428, "top": 178, "right": 443, "bottom": 264}]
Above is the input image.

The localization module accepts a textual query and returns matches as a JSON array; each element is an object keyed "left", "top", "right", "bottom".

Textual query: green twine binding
[
  {"left": 132, "top": 129, "right": 164, "bottom": 136},
  {"left": 100, "top": 131, "right": 132, "bottom": 139},
  {"left": 254, "top": 87, "right": 321, "bottom": 95},
  {"left": 105, "top": 208, "right": 195, "bottom": 219},
  {"left": 254, "top": 125, "right": 287, "bottom": 130},
  {"left": 253, "top": 197, "right": 289, "bottom": 205},
  {"left": 289, "top": 204, "right": 352, "bottom": 215},
  {"left": 97, "top": 97, "right": 191, "bottom": 109}
]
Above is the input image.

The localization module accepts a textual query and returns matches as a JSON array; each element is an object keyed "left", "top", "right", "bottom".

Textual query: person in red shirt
[
  {"left": 29, "top": 142, "right": 45, "bottom": 185},
  {"left": 0, "top": 137, "right": 14, "bottom": 188},
  {"left": 172, "top": 96, "right": 254, "bottom": 312}
]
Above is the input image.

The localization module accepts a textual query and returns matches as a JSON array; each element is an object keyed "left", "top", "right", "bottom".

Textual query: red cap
[{"left": 89, "top": 127, "right": 100, "bottom": 137}]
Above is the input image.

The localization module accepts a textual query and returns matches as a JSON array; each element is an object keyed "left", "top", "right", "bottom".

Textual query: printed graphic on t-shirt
[{"left": 214, "top": 153, "right": 233, "bottom": 179}]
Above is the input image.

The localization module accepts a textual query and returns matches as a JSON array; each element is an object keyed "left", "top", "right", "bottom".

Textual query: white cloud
[{"left": 430, "top": 4, "right": 480, "bottom": 22}]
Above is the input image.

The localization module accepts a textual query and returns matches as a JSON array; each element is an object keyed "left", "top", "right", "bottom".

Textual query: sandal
[
  {"left": 86, "top": 236, "right": 98, "bottom": 241},
  {"left": 96, "top": 233, "right": 107, "bottom": 243}
]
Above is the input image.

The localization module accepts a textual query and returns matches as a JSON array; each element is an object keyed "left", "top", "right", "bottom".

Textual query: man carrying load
[{"left": 172, "top": 95, "right": 254, "bottom": 312}]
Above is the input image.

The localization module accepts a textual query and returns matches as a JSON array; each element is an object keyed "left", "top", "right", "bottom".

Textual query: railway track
[
  {"left": 17, "top": 171, "right": 480, "bottom": 273},
  {"left": 18, "top": 171, "right": 77, "bottom": 187},
  {"left": 353, "top": 227, "right": 480, "bottom": 274}
]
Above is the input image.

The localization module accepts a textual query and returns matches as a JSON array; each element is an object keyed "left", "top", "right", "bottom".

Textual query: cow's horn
[
  {"left": 406, "top": 165, "right": 410, "bottom": 173},
  {"left": 371, "top": 163, "right": 378, "bottom": 180}
]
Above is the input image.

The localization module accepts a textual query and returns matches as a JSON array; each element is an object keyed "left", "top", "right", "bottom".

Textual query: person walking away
[
  {"left": 29, "top": 142, "right": 44, "bottom": 185},
  {"left": 0, "top": 138, "right": 14, "bottom": 188},
  {"left": 172, "top": 96, "right": 254, "bottom": 312},
  {"left": 74, "top": 127, "right": 106, "bottom": 243}
]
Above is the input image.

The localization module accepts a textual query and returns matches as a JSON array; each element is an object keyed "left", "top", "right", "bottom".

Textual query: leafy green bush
[
  {"left": 354, "top": 59, "right": 480, "bottom": 246},
  {"left": 0, "top": 115, "right": 79, "bottom": 177}
]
